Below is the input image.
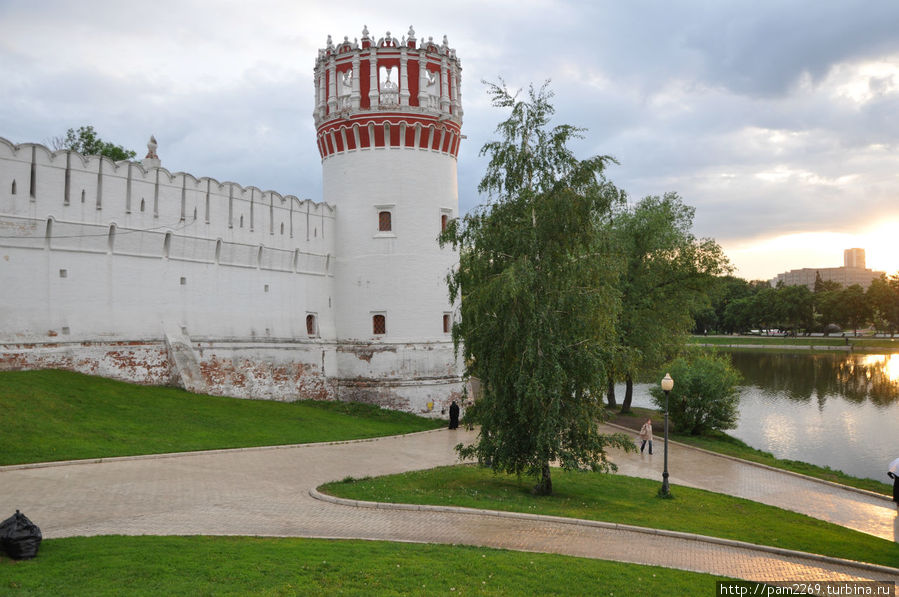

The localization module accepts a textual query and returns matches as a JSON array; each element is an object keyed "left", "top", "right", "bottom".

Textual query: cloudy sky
[{"left": 2, "top": 0, "right": 898, "bottom": 280}]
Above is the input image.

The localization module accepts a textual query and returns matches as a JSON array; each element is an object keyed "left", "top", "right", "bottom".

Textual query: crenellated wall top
[
  {"left": 313, "top": 26, "right": 463, "bottom": 130},
  {"left": 0, "top": 136, "right": 333, "bottom": 214}
]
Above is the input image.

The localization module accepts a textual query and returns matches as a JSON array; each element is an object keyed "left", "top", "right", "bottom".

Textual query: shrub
[{"left": 650, "top": 353, "right": 741, "bottom": 435}]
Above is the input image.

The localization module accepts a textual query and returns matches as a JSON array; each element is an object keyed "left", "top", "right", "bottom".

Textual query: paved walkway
[{"left": 1, "top": 427, "right": 897, "bottom": 588}]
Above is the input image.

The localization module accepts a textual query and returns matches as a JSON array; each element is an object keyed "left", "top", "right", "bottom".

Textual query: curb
[
  {"left": 603, "top": 422, "right": 894, "bottom": 504},
  {"left": 0, "top": 427, "right": 449, "bottom": 473},
  {"left": 309, "top": 487, "right": 899, "bottom": 578}
]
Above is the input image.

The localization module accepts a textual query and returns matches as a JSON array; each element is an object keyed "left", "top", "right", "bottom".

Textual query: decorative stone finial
[
  {"left": 408, "top": 25, "right": 415, "bottom": 39},
  {"left": 141, "top": 135, "right": 160, "bottom": 169},
  {"left": 145, "top": 135, "right": 158, "bottom": 159},
  {"left": 326, "top": 34, "right": 334, "bottom": 49},
  {"left": 442, "top": 35, "right": 449, "bottom": 47},
  {"left": 362, "top": 25, "right": 369, "bottom": 38}
]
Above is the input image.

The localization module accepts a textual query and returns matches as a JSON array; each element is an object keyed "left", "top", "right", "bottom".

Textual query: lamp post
[{"left": 660, "top": 373, "right": 674, "bottom": 497}]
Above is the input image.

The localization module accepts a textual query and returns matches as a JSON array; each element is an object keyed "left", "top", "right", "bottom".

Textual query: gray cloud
[{"left": 2, "top": 0, "right": 899, "bottom": 279}]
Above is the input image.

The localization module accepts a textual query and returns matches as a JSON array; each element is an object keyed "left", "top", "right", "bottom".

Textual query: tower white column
[
  {"left": 399, "top": 47, "right": 410, "bottom": 107},
  {"left": 368, "top": 48, "right": 379, "bottom": 108}
]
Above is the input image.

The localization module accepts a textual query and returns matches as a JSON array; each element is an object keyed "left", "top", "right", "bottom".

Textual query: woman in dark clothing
[{"left": 448, "top": 400, "right": 460, "bottom": 429}]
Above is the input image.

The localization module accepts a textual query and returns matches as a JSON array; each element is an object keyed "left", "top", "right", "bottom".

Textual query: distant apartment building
[{"left": 772, "top": 248, "right": 885, "bottom": 290}]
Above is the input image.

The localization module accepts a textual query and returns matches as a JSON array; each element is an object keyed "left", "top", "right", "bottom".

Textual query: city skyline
[{"left": 2, "top": 1, "right": 898, "bottom": 281}]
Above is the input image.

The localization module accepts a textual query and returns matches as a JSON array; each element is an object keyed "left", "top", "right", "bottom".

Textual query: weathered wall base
[
  {"left": 0, "top": 339, "right": 464, "bottom": 416},
  {"left": 337, "top": 377, "right": 465, "bottom": 417}
]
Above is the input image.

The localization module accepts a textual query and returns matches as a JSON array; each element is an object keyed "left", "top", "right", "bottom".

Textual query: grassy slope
[
  {"left": 0, "top": 369, "right": 443, "bottom": 465},
  {"left": 0, "top": 536, "right": 726, "bottom": 596},
  {"left": 321, "top": 465, "right": 899, "bottom": 569}
]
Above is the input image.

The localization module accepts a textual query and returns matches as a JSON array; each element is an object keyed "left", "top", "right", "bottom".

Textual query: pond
[{"left": 619, "top": 351, "right": 899, "bottom": 483}]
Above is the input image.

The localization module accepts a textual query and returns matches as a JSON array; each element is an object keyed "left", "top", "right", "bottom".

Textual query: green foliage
[
  {"left": 440, "top": 80, "right": 633, "bottom": 494},
  {"left": 0, "top": 536, "right": 723, "bottom": 596},
  {"left": 650, "top": 353, "right": 741, "bottom": 435},
  {"left": 0, "top": 370, "right": 443, "bottom": 465},
  {"left": 322, "top": 465, "right": 899, "bottom": 568},
  {"left": 57, "top": 125, "right": 137, "bottom": 160},
  {"left": 610, "top": 192, "right": 729, "bottom": 409},
  {"left": 867, "top": 275, "right": 899, "bottom": 335},
  {"left": 841, "top": 284, "right": 871, "bottom": 335}
]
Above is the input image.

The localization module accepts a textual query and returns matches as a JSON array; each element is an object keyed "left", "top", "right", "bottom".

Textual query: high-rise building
[{"left": 773, "top": 248, "right": 884, "bottom": 290}]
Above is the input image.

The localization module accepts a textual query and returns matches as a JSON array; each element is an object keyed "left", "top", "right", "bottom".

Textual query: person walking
[
  {"left": 448, "top": 400, "right": 460, "bottom": 430},
  {"left": 639, "top": 418, "right": 653, "bottom": 455},
  {"left": 888, "top": 457, "right": 899, "bottom": 508}
]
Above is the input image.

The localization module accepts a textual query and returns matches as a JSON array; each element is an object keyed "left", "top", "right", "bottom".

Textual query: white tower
[{"left": 315, "top": 27, "right": 464, "bottom": 412}]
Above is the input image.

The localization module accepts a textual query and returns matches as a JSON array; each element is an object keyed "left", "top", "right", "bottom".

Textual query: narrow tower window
[
  {"left": 10, "top": 180, "right": 16, "bottom": 195},
  {"left": 378, "top": 211, "right": 392, "bottom": 232},
  {"left": 306, "top": 314, "right": 318, "bottom": 337},
  {"left": 441, "top": 214, "right": 448, "bottom": 232},
  {"left": 372, "top": 314, "right": 386, "bottom": 335},
  {"left": 443, "top": 313, "right": 451, "bottom": 334},
  {"left": 107, "top": 224, "right": 116, "bottom": 254}
]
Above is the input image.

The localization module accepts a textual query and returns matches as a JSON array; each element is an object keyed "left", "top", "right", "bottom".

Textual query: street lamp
[{"left": 660, "top": 373, "right": 674, "bottom": 497}]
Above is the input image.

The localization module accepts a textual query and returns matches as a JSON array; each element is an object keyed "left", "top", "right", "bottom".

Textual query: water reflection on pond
[{"left": 622, "top": 351, "right": 899, "bottom": 482}]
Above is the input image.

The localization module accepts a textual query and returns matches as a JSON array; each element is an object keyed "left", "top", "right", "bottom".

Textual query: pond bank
[{"left": 690, "top": 335, "right": 899, "bottom": 354}]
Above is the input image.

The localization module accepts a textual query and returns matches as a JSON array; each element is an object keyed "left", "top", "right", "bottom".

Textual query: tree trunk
[
  {"left": 534, "top": 462, "right": 552, "bottom": 495},
  {"left": 606, "top": 377, "right": 617, "bottom": 408},
  {"left": 621, "top": 374, "right": 634, "bottom": 413}
]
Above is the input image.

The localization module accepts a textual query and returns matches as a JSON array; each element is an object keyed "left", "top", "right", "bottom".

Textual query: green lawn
[
  {"left": 610, "top": 407, "right": 893, "bottom": 496},
  {"left": 321, "top": 465, "right": 899, "bottom": 569},
  {"left": 0, "top": 370, "right": 443, "bottom": 465},
  {"left": 0, "top": 536, "right": 727, "bottom": 596}
]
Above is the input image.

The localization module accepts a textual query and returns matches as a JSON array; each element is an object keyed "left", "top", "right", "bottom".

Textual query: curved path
[{"left": 1, "top": 427, "right": 897, "bottom": 587}]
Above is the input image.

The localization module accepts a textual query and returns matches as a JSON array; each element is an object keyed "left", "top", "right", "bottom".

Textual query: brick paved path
[
  {"left": 600, "top": 423, "right": 898, "bottom": 542},
  {"left": 1, "top": 428, "right": 897, "bottom": 587}
]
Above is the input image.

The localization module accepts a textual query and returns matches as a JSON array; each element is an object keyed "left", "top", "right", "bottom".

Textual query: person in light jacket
[
  {"left": 639, "top": 418, "right": 653, "bottom": 455},
  {"left": 888, "top": 457, "right": 899, "bottom": 508}
]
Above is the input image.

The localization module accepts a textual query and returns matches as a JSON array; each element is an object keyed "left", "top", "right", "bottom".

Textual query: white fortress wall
[
  {"left": 0, "top": 26, "right": 468, "bottom": 415},
  {"left": 0, "top": 138, "right": 339, "bottom": 401}
]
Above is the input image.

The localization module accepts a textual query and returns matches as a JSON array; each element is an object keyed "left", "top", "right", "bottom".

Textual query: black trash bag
[{"left": 0, "top": 510, "right": 42, "bottom": 559}]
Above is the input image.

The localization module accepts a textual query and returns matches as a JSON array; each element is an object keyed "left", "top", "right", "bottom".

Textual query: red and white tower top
[{"left": 313, "top": 26, "right": 463, "bottom": 159}]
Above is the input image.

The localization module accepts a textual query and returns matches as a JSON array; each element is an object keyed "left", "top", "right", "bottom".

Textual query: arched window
[
  {"left": 140, "top": 198, "right": 146, "bottom": 212},
  {"left": 240, "top": 215, "right": 244, "bottom": 228},
  {"left": 280, "top": 222, "right": 284, "bottom": 235},
  {"left": 372, "top": 314, "right": 386, "bottom": 335},
  {"left": 163, "top": 232, "right": 172, "bottom": 258},
  {"left": 10, "top": 180, "right": 16, "bottom": 195},
  {"left": 378, "top": 210, "right": 392, "bottom": 232},
  {"left": 306, "top": 314, "right": 317, "bottom": 337}
]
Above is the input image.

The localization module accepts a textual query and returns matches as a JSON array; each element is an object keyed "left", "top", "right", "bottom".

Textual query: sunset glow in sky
[{"left": 1, "top": 1, "right": 897, "bottom": 282}]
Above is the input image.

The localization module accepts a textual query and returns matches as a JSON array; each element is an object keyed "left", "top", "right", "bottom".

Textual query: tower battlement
[{"left": 313, "top": 26, "right": 463, "bottom": 159}]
